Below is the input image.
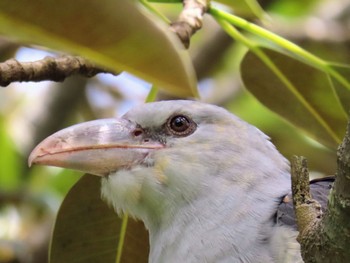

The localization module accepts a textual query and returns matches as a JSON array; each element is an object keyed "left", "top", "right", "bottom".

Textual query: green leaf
[
  {"left": 241, "top": 48, "right": 348, "bottom": 149},
  {"left": 0, "top": 116, "right": 21, "bottom": 191},
  {"left": 50, "top": 174, "right": 149, "bottom": 263},
  {"left": 0, "top": 0, "right": 198, "bottom": 97},
  {"left": 329, "top": 65, "right": 350, "bottom": 115}
]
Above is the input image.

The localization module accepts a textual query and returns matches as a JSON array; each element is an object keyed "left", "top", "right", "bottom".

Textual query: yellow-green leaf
[
  {"left": 0, "top": 0, "right": 198, "bottom": 97},
  {"left": 241, "top": 48, "right": 348, "bottom": 149},
  {"left": 50, "top": 174, "right": 149, "bottom": 263}
]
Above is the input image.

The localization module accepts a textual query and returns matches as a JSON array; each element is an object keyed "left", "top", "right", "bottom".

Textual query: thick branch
[
  {"left": 317, "top": 119, "right": 350, "bottom": 260},
  {"left": 292, "top": 120, "right": 350, "bottom": 263},
  {"left": 0, "top": 55, "right": 115, "bottom": 87},
  {"left": 170, "top": 0, "right": 210, "bottom": 48}
]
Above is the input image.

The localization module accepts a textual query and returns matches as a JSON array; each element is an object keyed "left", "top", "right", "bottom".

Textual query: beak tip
[
  {"left": 28, "top": 152, "right": 36, "bottom": 167},
  {"left": 28, "top": 146, "right": 42, "bottom": 168}
]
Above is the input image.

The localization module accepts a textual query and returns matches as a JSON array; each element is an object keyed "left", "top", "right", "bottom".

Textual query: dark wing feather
[{"left": 276, "top": 176, "right": 334, "bottom": 229}]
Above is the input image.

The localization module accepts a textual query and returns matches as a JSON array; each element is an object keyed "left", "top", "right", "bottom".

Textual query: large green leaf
[
  {"left": 0, "top": 0, "right": 198, "bottom": 97},
  {"left": 241, "top": 48, "right": 348, "bottom": 149},
  {"left": 50, "top": 174, "right": 149, "bottom": 263},
  {"left": 329, "top": 65, "right": 350, "bottom": 115}
]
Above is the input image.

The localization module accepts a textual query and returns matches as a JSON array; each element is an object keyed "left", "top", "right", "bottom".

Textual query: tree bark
[{"left": 292, "top": 120, "right": 350, "bottom": 262}]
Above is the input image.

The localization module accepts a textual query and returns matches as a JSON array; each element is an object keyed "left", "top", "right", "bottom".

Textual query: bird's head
[{"left": 29, "top": 100, "right": 290, "bottom": 229}]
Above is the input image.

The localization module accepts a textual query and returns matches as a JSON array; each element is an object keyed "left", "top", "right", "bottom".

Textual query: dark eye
[{"left": 167, "top": 115, "right": 196, "bottom": 136}]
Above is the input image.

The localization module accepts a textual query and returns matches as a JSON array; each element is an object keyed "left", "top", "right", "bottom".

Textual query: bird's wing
[{"left": 276, "top": 176, "right": 334, "bottom": 229}]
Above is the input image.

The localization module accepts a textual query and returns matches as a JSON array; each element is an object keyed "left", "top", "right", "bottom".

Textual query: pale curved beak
[{"left": 28, "top": 118, "right": 163, "bottom": 176}]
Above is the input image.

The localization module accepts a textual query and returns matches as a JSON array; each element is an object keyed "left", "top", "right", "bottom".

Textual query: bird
[{"left": 28, "top": 100, "right": 331, "bottom": 263}]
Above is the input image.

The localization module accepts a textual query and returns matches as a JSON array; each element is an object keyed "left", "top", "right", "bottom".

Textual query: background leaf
[
  {"left": 50, "top": 174, "right": 149, "bottom": 263},
  {"left": 0, "top": 0, "right": 197, "bottom": 97},
  {"left": 241, "top": 48, "right": 348, "bottom": 148},
  {"left": 329, "top": 65, "right": 350, "bottom": 115},
  {"left": 0, "top": 116, "right": 21, "bottom": 191}
]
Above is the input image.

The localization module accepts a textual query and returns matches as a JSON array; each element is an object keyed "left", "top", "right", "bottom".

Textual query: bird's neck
[{"left": 146, "top": 180, "right": 290, "bottom": 263}]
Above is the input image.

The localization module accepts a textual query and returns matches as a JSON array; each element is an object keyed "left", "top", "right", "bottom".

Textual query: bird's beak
[{"left": 28, "top": 118, "right": 164, "bottom": 176}]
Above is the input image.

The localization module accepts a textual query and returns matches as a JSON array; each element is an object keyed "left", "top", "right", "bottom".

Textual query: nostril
[{"left": 133, "top": 129, "right": 143, "bottom": 137}]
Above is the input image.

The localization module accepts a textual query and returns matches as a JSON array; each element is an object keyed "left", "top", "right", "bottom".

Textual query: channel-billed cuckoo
[{"left": 29, "top": 100, "right": 331, "bottom": 263}]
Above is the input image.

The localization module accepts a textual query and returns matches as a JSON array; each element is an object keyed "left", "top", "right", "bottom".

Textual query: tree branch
[
  {"left": 291, "top": 156, "right": 323, "bottom": 235},
  {"left": 170, "top": 0, "right": 210, "bottom": 48},
  {"left": 292, "top": 119, "right": 350, "bottom": 263},
  {"left": 0, "top": 55, "right": 115, "bottom": 87}
]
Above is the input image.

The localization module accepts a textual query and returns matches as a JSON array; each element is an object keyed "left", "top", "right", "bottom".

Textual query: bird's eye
[{"left": 167, "top": 115, "right": 196, "bottom": 137}]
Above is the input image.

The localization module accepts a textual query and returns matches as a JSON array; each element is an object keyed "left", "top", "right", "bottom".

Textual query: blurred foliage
[
  {"left": 241, "top": 48, "right": 348, "bottom": 148},
  {"left": 0, "top": 116, "right": 21, "bottom": 192},
  {"left": 0, "top": 0, "right": 197, "bottom": 97},
  {"left": 269, "top": 0, "right": 319, "bottom": 17},
  {"left": 0, "top": 0, "right": 349, "bottom": 262}
]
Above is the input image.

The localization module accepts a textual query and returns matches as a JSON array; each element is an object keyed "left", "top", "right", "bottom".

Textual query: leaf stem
[
  {"left": 146, "top": 85, "right": 159, "bottom": 102},
  {"left": 244, "top": 0, "right": 268, "bottom": 22},
  {"left": 209, "top": 7, "right": 350, "bottom": 94},
  {"left": 116, "top": 213, "right": 129, "bottom": 263},
  {"left": 139, "top": 0, "right": 171, "bottom": 24},
  {"left": 209, "top": 7, "right": 326, "bottom": 68}
]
